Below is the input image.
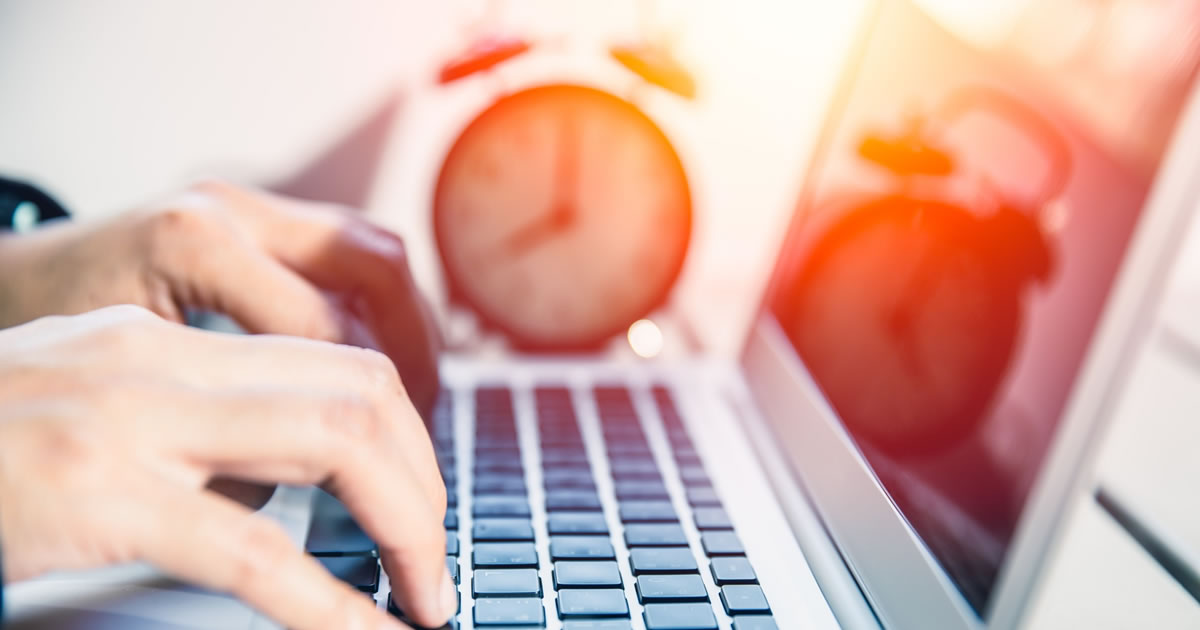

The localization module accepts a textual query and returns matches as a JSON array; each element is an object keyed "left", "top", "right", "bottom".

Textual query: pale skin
[{"left": 0, "top": 182, "right": 452, "bottom": 630}]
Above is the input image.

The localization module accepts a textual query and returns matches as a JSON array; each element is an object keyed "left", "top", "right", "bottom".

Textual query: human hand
[
  {"left": 0, "top": 306, "right": 455, "bottom": 629},
  {"left": 0, "top": 180, "right": 440, "bottom": 419}
]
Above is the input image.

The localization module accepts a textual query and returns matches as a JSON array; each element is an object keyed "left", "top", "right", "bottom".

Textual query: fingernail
[{"left": 439, "top": 567, "right": 459, "bottom": 620}]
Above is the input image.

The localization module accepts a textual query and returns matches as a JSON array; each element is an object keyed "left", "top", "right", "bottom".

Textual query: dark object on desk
[{"left": 0, "top": 176, "right": 70, "bottom": 231}]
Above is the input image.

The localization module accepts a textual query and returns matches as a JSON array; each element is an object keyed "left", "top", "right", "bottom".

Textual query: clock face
[
  {"left": 784, "top": 198, "right": 1019, "bottom": 454},
  {"left": 434, "top": 85, "right": 691, "bottom": 349}
]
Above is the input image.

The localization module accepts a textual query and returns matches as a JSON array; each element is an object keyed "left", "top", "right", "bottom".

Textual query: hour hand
[{"left": 501, "top": 202, "right": 574, "bottom": 257}]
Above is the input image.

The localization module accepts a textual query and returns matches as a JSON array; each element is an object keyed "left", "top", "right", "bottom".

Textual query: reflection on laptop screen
[{"left": 764, "top": 1, "right": 1199, "bottom": 615}]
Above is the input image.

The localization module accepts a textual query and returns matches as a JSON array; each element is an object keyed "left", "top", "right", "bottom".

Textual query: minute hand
[{"left": 501, "top": 113, "right": 579, "bottom": 258}]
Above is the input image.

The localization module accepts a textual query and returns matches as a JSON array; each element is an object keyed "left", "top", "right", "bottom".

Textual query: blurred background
[
  {"left": 0, "top": 0, "right": 866, "bottom": 356},
  {"left": 2, "top": 1, "right": 1197, "bottom": 356}
]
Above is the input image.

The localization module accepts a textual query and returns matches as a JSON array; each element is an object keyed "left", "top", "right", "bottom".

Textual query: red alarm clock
[{"left": 433, "top": 84, "right": 692, "bottom": 350}]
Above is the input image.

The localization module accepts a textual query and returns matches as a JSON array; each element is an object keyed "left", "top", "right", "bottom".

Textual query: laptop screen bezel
[{"left": 738, "top": 1, "right": 1200, "bottom": 628}]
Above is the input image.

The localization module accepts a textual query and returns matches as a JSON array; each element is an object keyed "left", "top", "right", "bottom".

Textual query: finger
[
  {"left": 149, "top": 329, "right": 445, "bottom": 510},
  {"left": 196, "top": 182, "right": 440, "bottom": 420},
  {"left": 136, "top": 483, "right": 407, "bottom": 630},
  {"left": 143, "top": 385, "right": 454, "bottom": 627},
  {"left": 179, "top": 236, "right": 346, "bottom": 343}
]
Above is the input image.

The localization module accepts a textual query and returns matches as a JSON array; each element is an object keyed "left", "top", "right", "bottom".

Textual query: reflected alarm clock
[
  {"left": 434, "top": 84, "right": 692, "bottom": 350},
  {"left": 782, "top": 87, "right": 1069, "bottom": 455}
]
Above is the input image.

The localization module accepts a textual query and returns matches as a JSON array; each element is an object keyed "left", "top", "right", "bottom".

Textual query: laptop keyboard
[{"left": 306, "top": 384, "right": 777, "bottom": 630}]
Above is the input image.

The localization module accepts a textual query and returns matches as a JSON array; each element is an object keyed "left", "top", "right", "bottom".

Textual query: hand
[
  {"left": 0, "top": 180, "right": 440, "bottom": 419},
  {"left": 0, "top": 306, "right": 455, "bottom": 629}
]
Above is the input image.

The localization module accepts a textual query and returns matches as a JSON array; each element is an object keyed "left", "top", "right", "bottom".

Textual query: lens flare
[{"left": 627, "top": 319, "right": 664, "bottom": 358}]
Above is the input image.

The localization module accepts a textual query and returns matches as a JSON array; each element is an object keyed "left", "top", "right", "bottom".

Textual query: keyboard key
[
  {"left": 610, "top": 459, "right": 660, "bottom": 478},
  {"left": 475, "top": 440, "right": 520, "bottom": 452},
  {"left": 606, "top": 443, "right": 653, "bottom": 456},
  {"left": 316, "top": 555, "right": 379, "bottom": 593},
  {"left": 448, "top": 557, "right": 459, "bottom": 584},
  {"left": 475, "top": 477, "right": 527, "bottom": 495},
  {"left": 473, "top": 542, "right": 538, "bottom": 568},
  {"left": 542, "top": 449, "right": 589, "bottom": 465},
  {"left": 629, "top": 548, "right": 699, "bottom": 574},
  {"left": 447, "top": 489, "right": 458, "bottom": 507},
  {"left": 678, "top": 466, "right": 710, "bottom": 486},
  {"left": 720, "top": 585, "right": 770, "bottom": 614},
  {"left": 732, "top": 617, "right": 779, "bottom": 630},
  {"left": 624, "top": 523, "right": 689, "bottom": 547},
  {"left": 474, "top": 496, "right": 533, "bottom": 518},
  {"left": 546, "top": 490, "right": 603, "bottom": 511},
  {"left": 554, "top": 561, "right": 623, "bottom": 588},
  {"left": 543, "top": 469, "right": 598, "bottom": 489},
  {"left": 475, "top": 452, "right": 520, "bottom": 467},
  {"left": 636, "top": 575, "right": 708, "bottom": 603},
  {"left": 475, "top": 461, "right": 526, "bottom": 475},
  {"left": 709, "top": 557, "right": 757, "bottom": 584},
  {"left": 643, "top": 603, "right": 718, "bottom": 630},
  {"left": 474, "top": 597, "right": 546, "bottom": 626},
  {"left": 614, "top": 480, "right": 670, "bottom": 499},
  {"left": 557, "top": 589, "right": 630, "bottom": 618},
  {"left": 447, "top": 535, "right": 460, "bottom": 556},
  {"left": 305, "top": 492, "right": 376, "bottom": 555},
  {"left": 619, "top": 500, "right": 678, "bottom": 523},
  {"left": 701, "top": 531, "right": 744, "bottom": 556},
  {"left": 693, "top": 507, "right": 732, "bottom": 530},
  {"left": 474, "top": 518, "right": 535, "bottom": 541},
  {"left": 563, "top": 621, "right": 633, "bottom": 630},
  {"left": 540, "top": 457, "right": 589, "bottom": 469},
  {"left": 473, "top": 568, "right": 542, "bottom": 597},
  {"left": 541, "top": 434, "right": 585, "bottom": 447},
  {"left": 548, "top": 512, "right": 608, "bottom": 535},
  {"left": 550, "top": 536, "right": 616, "bottom": 560},
  {"left": 685, "top": 486, "right": 721, "bottom": 507},
  {"left": 444, "top": 511, "right": 459, "bottom": 530}
]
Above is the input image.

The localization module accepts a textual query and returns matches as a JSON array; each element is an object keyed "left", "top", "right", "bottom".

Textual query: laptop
[{"left": 7, "top": 1, "right": 1200, "bottom": 628}]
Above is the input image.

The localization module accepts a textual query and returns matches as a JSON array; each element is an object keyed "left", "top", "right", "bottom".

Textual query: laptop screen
[{"left": 762, "top": 0, "right": 1199, "bottom": 615}]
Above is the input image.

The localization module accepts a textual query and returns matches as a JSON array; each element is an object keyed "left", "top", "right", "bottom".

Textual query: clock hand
[
  {"left": 501, "top": 200, "right": 574, "bottom": 257},
  {"left": 500, "top": 112, "right": 580, "bottom": 258}
]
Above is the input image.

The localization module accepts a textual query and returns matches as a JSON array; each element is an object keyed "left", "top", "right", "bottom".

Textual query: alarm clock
[
  {"left": 784, "top": 195, "right": 1052, "bottom": 454},
  {"left": 433, "top": 84, "right": 692, "bottom": 350},
  {"left": 781, "top": 87, "right": 1067, "bottom": 455}
]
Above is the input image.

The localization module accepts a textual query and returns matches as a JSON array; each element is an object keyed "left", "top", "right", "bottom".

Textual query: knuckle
[
  {"left": 83, "top": 306, "right": 163, "bottom": 353},
  {"left": 318, "top": 396, "right": 384, "bottom": 448},
  {"left": 229, "top": 517, "right": 294, "bottom": 593},
  {"left": 147, "top": 205, "right": 212, "bottom": 240},
  {"left": 34, "top": 417, "right": 109, "bottom": 489},
  {"left": 353, "top": 347, "right": 404, "bottom": 394},
  {"left": 141, "top": 203, "right": 239, "bottom": 272}
]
